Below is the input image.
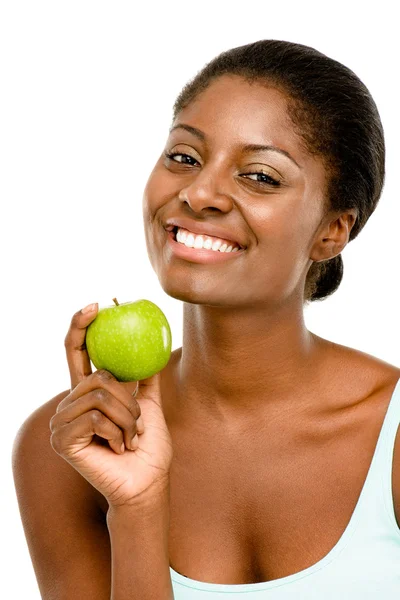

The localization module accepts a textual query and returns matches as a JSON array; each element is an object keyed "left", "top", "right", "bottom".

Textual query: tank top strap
[
  {"left": 353, "top": 376, "right": 400, "bottom": 535},
  {"left": 379, "top": 377, "right": 400, "bottom": 532}
]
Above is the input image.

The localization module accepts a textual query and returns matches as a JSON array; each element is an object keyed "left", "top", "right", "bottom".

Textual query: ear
[{"left": 310, "top": 209, "right": 358, "bottom": 263}]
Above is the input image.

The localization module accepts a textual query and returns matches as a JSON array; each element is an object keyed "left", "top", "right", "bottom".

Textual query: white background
[{"left": 1, "top": 1, "right": 399, "bottom": 597}]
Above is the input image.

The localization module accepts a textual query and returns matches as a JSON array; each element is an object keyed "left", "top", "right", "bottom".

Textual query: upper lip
[{"left": 164, "top": 217, "right": 247, "bottom": 249}]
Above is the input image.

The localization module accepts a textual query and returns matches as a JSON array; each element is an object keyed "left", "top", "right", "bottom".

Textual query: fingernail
[
  {"left": 130, "top": 435, "right": 139, "bottom": 450},
  {"left": 81, "top": 303, "right": 97, "bottom": 314}
]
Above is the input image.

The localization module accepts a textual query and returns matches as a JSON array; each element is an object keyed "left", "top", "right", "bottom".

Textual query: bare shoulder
[
  {"left": 316, "top": 334, "right": 400, "bottom": 392},
  {"left": 361, "top": 354, "right": 400, "bottom": 531},
  {"left": 12, "top": 392, "right": 112, "bottom": 598},
  {"left": 12, "top": 390, "right": 106, "bottom": 515},
  {"left": 326, "top": 337, "right": 400, "bottom": 528}
]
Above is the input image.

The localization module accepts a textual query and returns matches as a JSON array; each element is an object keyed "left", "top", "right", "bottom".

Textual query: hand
[{"left": 49, "top": 303, "right": 174, "bottom": 508}]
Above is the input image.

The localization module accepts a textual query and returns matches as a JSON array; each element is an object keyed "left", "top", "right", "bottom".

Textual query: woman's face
[{"left": 142, "top": 75, "right": 331, "bottom": 308}]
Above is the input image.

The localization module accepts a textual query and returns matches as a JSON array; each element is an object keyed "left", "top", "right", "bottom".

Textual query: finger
[
  {"left": 51, "top": 388, "right": 140, "bottom": 451},
  {"left": 57, "top": 369, "right": 138, "bottom": 412},
  {"left": 51, "top": 410, "right": 126, "bottom": 457},
  {"left": 64, "top": 303, "right": 98, "bottom": 389},
  {"left": 56, "top": 370, "right": 144, "bottom": 434}
]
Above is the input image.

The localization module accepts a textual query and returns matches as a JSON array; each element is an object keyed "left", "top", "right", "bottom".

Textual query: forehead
[{"left": 173, "top": 75, "right": 302, "bottom": 157}]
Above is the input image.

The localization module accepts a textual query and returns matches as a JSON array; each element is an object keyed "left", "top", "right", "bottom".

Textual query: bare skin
[
  {"left": 13, "top": 74, "right": 400, "bottom": 591},
  {"left": 140, "top": 74, "right": 400, "bottom": 582},
  {"left": 143, "top": 75, "right": 357, "bottom": 421},
  {"left": 160, "top": 347, "right": 400, "bottom": 583}
]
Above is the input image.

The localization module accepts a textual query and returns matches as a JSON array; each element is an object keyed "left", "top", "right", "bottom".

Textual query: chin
[{"left": 155, "top": 273, "right": 242, "bottom": 308}]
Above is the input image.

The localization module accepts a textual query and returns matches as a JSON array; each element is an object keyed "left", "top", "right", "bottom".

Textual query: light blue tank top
[{"left": 170, "top": 377, "right": 400, "bottom": 599}]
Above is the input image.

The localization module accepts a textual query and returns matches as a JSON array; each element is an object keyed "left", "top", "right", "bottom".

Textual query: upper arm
[{"left": 12, "top": 392, "right": 112, "bottom": 600}]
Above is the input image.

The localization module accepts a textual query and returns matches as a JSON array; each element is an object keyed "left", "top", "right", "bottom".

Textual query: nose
[{"left": 178, "top": 167, "right": 234, "bottom": 214}]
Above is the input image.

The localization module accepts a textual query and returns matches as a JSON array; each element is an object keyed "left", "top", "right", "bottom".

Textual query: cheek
[
  {"left": 247, "top": 194, "right": 314, "bottom": 291},
  {"left": 142, "top": 162, "right": 167, "bottom": 222},
  {"left": 252, "top": 194, "right": 306, "bottom": 250},
  {"left": 274, "top": 182, "right": 322, "bottom": 250},
  {"left": 275, "top": 202, "right": 318, "bottom": 268}
]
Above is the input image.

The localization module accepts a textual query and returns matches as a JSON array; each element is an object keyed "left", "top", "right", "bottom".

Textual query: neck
[{"left": 173, "top": 301, "right": 324, "bottom": 422}]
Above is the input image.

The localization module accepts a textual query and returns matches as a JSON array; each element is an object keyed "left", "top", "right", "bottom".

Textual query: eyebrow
[{"left": 169, "top": 123, "right": 301, "bottom": 169}]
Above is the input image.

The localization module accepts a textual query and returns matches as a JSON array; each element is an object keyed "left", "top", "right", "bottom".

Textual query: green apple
[{"left": 85, "top": 298, "right": 172, "bottom": 381}]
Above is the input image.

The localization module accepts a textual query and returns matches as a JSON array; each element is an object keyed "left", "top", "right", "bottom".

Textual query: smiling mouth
[
  {"left": 165, "top": 227, "right": 246, "bottom": 265},
  {"left": 170, "top": 226, "right": 244, "bottom": 252}
]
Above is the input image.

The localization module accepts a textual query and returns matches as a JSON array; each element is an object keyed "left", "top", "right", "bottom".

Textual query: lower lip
[{"left": 166, "top": 231, "right": 246, "bottom": 264}]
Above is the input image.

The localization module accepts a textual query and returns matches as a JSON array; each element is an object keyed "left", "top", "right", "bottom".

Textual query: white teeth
[
  {"left": 211, "top": 239, "right": 222, "bottom": 251},
  {"left": 184, "top": 233, "right": 195, "bottom": 248},
  {"left": 176, "top": 227, "right": 240, "bottom": 253},
  {"left": 193, "top": 235, "right": 204, "bottom": 249}
]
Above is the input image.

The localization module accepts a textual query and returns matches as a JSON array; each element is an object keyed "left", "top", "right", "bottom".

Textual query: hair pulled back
[{"left": 171, "top": 40, "right": 385, "bottom": 303}]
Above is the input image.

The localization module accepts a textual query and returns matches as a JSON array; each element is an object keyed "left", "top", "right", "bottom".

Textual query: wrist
[
  {"left": 107, "top": 476, "right": 170, "bottom": 519},
  {"left": 106, "top": 476, "right": 173, "bottom": 600}
]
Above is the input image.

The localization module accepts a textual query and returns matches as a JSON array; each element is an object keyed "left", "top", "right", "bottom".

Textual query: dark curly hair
[{"left": 170, "top": 40, "right": 385, "bottom": 303}]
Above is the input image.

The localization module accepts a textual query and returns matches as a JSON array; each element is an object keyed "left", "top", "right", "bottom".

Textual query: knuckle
[
  {"left": 95, "top": 369, "right": 115, "bottom": 383},
  {"left": 93, "top": 388, "right": 109, "bottom": 403},
  {"left": 71, "top": 308, "right": 84, "bottom": 323},
  {"left": 90, "top": 409, "right": 105, "bottom": 426}
]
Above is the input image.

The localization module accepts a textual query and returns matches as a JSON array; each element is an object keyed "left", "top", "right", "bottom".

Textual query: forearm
[{"left": 106, "top": 482, "right": 174, "bottom": 600}]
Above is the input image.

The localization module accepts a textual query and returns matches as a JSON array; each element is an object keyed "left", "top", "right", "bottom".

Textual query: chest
[{"left": 167, "top": 388, "right": 400, "bottom": 585}]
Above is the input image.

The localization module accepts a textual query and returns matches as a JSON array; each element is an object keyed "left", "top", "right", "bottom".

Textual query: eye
[
  {"left": 241, "top": 172, "right": 280, "bottom": 187},
  {"left": 164, "top": 151, "right": 281, "bottom": 188},
  {"left": 164, "top": 151, "right": 199, "bottom": 166}
]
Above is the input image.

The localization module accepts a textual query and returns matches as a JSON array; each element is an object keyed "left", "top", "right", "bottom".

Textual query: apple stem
[{"left": 112, "top": 297, "right": 119, "bottom": 306}]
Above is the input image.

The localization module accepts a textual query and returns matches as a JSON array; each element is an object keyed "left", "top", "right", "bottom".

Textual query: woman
[{"left": 12, "top": 39, "right": 400, "bottom": 599}]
